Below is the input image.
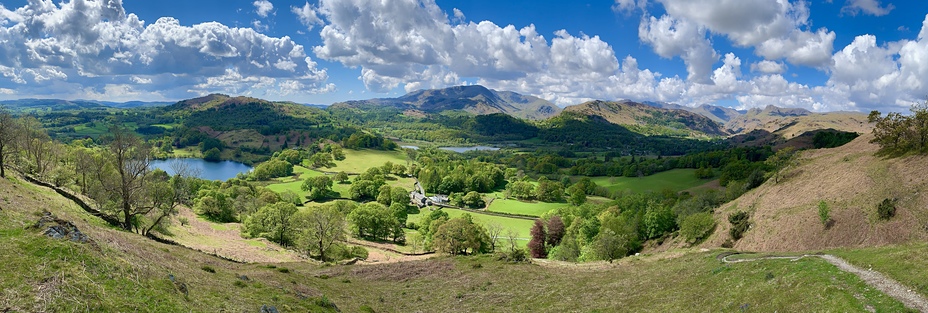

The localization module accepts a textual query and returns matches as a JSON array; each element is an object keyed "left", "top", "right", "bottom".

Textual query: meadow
[
  {"left": 329, "top": 149, "right": 409, "bottom": 173},
  {"left": 586, "top": 168, "right": 710, "bottom": 194}
]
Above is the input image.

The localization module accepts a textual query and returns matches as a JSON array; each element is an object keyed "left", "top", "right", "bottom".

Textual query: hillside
[
  {"left": 0, "top": 174, "right": 916, "bottom": 312},
  {"left": 705, "top": 132, "right": 928, "bottom": 251},
  {"left": 331, "top": 85, "right": 561, "bottom": 120},
  {"left": 562, "top": 100, "right": 728, "bottom": 137},
  {"left": 163, "top": 94, "right": 356, "bottom": 153},
  {"left": 0, "top": 99, "right": 170, "bottom": 111},
  {"left": 725, "top": 105, "right": 872, "bottom": 138},
  {"left": 645, "top": 101, "right": 745, "bottom": 124}
]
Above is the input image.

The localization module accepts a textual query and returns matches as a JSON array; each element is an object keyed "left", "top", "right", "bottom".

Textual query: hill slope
[
  {"left": 331, "top": 85, "right": 561, "bottom": 120},
  {"left": 705, "top": 132, "right": 928, "bottom": 251},
  {"left": 562, "top": 100, "right": 728, "bottom": 137},
  {"left": 0, "top": 173, "right": 915, "bottom": 312},
  {"left": 725, "top": 105, "right": 871, "bottom": 138},
  {"left": 645, "top": 101, "right": 745, "bottom": 124}
]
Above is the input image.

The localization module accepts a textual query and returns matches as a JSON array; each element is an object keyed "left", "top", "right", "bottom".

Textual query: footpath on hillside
[{"left": 721, "top": 253, "right": 928, "bottom": 312}]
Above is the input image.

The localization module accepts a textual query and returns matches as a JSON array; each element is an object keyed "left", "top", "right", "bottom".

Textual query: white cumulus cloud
[
  {"left": 0, "top": 0, "right": 331, "bottom": 101},
  {"left": 253, "top": 0, "right": 274, "bottom": 18},
  {"left": 841, "top": 0, "right": 894, "bottom": 16}
]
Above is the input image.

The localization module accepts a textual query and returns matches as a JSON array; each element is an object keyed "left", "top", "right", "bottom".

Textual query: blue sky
[{"left": 0, "top": 0, "right": 927, "bottom": 113}]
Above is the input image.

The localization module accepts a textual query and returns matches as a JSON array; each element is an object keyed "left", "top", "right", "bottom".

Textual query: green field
[
  {"left": 586, "top": 169, "right": 710, "bottom": 194},
  {"left": 486, "top": 198, "right": 566, "bottom": 217},
  {"left": 409, "top": 207, "right": 535, "bottom": 240},
  {"left": 330, "top": 149, "right": 409, "bottom": 173},
  {"left": 264, "top": 166, "right": 416, "bottom": 202}
]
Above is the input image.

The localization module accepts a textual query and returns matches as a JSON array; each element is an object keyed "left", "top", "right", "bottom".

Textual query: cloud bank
[{"left": 0, "top": 0, "right": 332, "bottom": 101}]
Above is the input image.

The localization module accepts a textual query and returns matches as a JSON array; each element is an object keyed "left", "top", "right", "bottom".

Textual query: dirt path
[{"left": 721, "top": 253, "right": 928, "bottom": 312}]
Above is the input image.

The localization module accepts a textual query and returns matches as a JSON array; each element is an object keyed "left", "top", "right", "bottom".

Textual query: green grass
[
  {"left": 585, "top": 169, "right": 710, "bottom": 194},
  {"left": 0, "top": 175, "right": 334, "bottom": 312},
  {"left": 310, "top": 251, "right": 913, "bottom": 312},
  {"left": 486, "top": 198, "right": 566, "bottom": 217},
  {"left": 831, "top": 242, "right": 928, "bottom": 298},
  {"left": 330, "top": 149, "right": 408, "bottom": 173},
  {"left": 409, "top": 208, "right": 535, "bottom": 240},
  {"left": 0, "top": 175, "right": 919, "bottom": 312}
]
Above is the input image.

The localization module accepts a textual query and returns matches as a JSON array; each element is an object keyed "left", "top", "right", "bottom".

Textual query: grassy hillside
[
  {"left": 562, "top": 100, "right": 728, "bottom": 137},
  {"left": 0, "top": 173, "right": 921, "bottom": 312},
  {"left": 726, "top": 106, "right": 872, "bottom": 138},
  {"left": 705, "top": 132, "right": 928, "bottom": 251},
  {"left": 0, "top": 176, "right": 336, "bottom": 312}
]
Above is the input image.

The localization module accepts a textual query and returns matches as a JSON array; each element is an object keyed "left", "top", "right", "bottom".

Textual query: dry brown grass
[
  {"left": 703, "top": 132, "right": 928, "bottom": 251},
  {"left": 166, "top": 207, "right": 304, "bottom": 263}
]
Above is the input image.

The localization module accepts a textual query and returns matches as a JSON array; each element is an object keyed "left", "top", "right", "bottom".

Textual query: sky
[{"left": 0, "top": 0, "right": 927, "bottom": 113}]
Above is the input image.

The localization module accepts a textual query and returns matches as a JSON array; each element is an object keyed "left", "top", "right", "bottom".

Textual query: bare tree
[
  {"left": 485, "top": 222, "right": 504, "bottom": 252},
  {"left": 0, "top": 108, "right": 21, "bottom": 178},
  {"left": 506, "top": 229, "right": 520, "bottom": 253},
  {"left": 18, "top": 115, "right": 55, "bottom": 177}
]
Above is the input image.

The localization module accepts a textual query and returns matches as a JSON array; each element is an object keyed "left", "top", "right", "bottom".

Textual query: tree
[
  {"left": 546, "top": 216, "right": 565, "bottom": 246},
  {"left": 244, "top": 202, "right": 299, "bottom": 245},
  {"left": 0, "top": 109, "right": 21, "bottom": 178},
  {"left": 87, "top": 125, "right": 156, "bottom": 231},
  {"left": 643, "top": 203, "right": 676, "bottom": 239},
  {"left": 18, "top": 116, "right": 56, "bottom": 177},
  {"left": 301, "top": 175, "right": 333, "bottom": 201},
  {"left": 309, "top": 152, "right": 335, "bottom": 168},
  {"left": 292, "top": 204, "right": 345, "bottom": 261},
  {"left": 592, "top": 229, "right": 628, "bottom": 263},
  {"left": 346, "top": 202, "right": 395, "bottom": 240},
  {"left": 432, "top": 216, "right": 489, "bottom": 255},
  {"left": 818, "top": 200, "right": 830, "bottom": 228},
  {"left": 566, "top": 183, "right": 587, "bottom": 206},
  {"left": 277, "top": 149, "right": 303, "bottom": 165},
  {"left": 202, "top": 147, "right": 221, "bottom": 162},
  {"left": 462, "top": 191, "right": 485, "bottom": 208},
  {"left": 536, "top": 179, "right": 565, "bottom": 202},
  {"left": 528, "top": 219, "right": 547, "bottom": 258},
  {"left": 334, "top": 171, "right": 349, "bottom": 183},
  {"left": 766, "top": 147, "right": 797, "bottom": 184},
  {"left": 679, "top": 212, "right": 716, "bottom": 244},
  {"left": 484, "top": 222, "right": 504, "bottom": 252}
]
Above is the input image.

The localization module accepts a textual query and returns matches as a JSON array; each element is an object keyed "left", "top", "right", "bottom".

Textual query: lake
[
  {"left": 400, "top": 145, "right": 500, "bottom": 153},
  {"left": 440, "top": 146, "right": 500, "bottom": 153},
  {"left": 149, "top": 158, "right": 252, "bottom": 181}
]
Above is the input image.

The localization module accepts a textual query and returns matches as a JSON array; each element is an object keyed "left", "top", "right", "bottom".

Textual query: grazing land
[
  {"left": 586, "top": 168, "right": 710, "bottom": 193},
  {"left": 486, "top": 198, "right": 566, "bottom": 217}
]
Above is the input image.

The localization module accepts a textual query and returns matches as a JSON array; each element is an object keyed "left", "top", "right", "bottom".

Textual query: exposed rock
[
  {"left": 32, "top": 211, "right": 89, "bottom": 243},
  {"left": 259, "top": 305, "right": 279, "bottom": 313}
]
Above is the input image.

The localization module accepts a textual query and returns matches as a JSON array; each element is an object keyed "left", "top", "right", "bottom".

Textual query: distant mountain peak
[
  {"left": 562, "top": 100, "right": 728, "bottom": 137},
  {"left": 331, "top": 85, "right": 561, "bottom": 120}
]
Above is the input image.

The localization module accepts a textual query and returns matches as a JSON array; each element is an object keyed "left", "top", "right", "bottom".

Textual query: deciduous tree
[{"left": 292, "top": 204, "right": 345, "bottom": 261}]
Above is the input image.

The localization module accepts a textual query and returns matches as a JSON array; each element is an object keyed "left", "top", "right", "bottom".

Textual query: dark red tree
[
  {"left": 546, "top": 216, "right": 565, "bottom": 246},
  {"left": 528, "top": 219, "right": 547, "bottom": 258}
]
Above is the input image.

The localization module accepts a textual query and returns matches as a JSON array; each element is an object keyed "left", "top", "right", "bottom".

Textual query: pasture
[{"left": 586, "top": 169, "right": 709, "bottom": 194}]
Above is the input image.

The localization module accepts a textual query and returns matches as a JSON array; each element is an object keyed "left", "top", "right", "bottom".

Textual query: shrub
[
  {"left": 877, "top": 198, "right": 896, "bottom": 220},
  {"left": 497, "top": 249, "right": 529, "bottom": 263},
  {"left": 277, "top": 267, "right": 290, "bottom": 274},
  {"left": 680, "top": 212, "right": 716, "bottom": 244},
  {"left": 200, "top": 265, "right": 216, "bottom": 273},
  {"left": 728, "top": 211, "right": 751, "bottom": 241},
  {"left": 818, "top": 201, "right": 830, "bottom": 228},
  {"left": 179, "top": 217, "right": 189, "bottom": 226}
]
